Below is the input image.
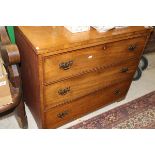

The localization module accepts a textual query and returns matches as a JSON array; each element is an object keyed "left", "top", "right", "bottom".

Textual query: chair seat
[
  {"left": 0, "top": 58, "right": 13, "bottom": 108},
  {"left": 0, "top": 82, "right": 20, "bottom": 113}
]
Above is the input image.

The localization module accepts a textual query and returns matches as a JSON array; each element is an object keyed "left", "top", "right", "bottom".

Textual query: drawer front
[
  {"left": 44, "top": 59, "right": 139, "bottom": 108},
  {"left": 44, "top": 81, "right": 131, "bottom": 128},
  {"left": 43, "top": 36, "right": 146, "bottom": 84}
]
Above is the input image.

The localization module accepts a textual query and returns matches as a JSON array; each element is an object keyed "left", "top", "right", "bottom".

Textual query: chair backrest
[
  {"left": 0, "top": 26, "right": 21, "bottom": 112},
  {"left": 0, "top": 27, "right": 11, "bottom": 46}
]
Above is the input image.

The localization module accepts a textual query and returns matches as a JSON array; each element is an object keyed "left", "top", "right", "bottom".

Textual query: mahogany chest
[{"left": 15, "top": 26, "right": 152, "bottom": 128}]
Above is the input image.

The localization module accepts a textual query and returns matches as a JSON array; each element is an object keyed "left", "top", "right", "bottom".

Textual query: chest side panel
[{"left": 15, "top": 27, "right": 43, "bottom": 128}]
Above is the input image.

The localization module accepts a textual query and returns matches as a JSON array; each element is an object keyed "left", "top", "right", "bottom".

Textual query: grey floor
[{"left": 0, "top": 53, "right": 155, "bottom": 129}]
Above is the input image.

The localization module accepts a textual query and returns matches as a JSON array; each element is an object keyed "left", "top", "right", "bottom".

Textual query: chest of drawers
[{"left": 15, "top": 26, "right": 152, "bottom": 128}]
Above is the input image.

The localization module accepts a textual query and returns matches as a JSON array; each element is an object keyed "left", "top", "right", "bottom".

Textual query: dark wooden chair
[{"left": 0, "top": 26, "right": 28, "bottom": 128}]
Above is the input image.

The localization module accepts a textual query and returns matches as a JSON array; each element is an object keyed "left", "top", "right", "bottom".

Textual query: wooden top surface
[{"left": 16, "top": 26, "right": 152, "bottom": 55}]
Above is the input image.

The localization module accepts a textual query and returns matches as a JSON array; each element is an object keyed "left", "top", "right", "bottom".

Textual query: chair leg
[{"left": 15, "top": 98, "right": 28, "bottom": 129}]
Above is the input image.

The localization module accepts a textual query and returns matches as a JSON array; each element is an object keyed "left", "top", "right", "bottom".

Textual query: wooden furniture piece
[
  {"left": 15, "top": 26, "right": 152, "bottom": 128},
  {"left": 144, "top": 26, "right": 155, "bottom": 53},
  {"left": 0, "top": 27, "right": 28, "bottom": 129}
]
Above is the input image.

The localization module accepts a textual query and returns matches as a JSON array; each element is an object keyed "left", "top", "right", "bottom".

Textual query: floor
[{"left": 0, "top": 52, "right": 155, "bottom": 129}]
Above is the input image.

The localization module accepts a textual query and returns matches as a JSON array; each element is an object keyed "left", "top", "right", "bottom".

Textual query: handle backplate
[
  {"left": 114, "top": 89, "right": 121, "bottom": 96},
  {"left": 57, "top": 110, "right": 69, "bottom": 119},
  {"left": 59, "top": 60, "right": 73, "bottom": 70},
  {"left": 128, "top": 44, "right": 136, "bottom": 51},
  {"left": 121, "top": 67, "right": 129, "bottom": 73},
  {"left": 58, "top": 87, "right": 70, "bottom": 96}
]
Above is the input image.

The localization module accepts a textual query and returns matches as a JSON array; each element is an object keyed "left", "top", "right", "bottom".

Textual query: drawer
[
  {"left": 44, "top": 80, "right": 131, "bottom": 128},
  {"left": 44, "top": 59, "right": 139, "bottom": 108},
  {"left": 43, "top": 36, "right": 146, "bottom": 84}
]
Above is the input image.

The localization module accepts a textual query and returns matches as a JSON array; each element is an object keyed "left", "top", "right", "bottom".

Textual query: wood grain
[
  {"left": 45, "top": 80, "right": 131, "bottom": 128},
  {"left": 16, "top": 26, "right": 151, "bottom": 55},
  {"left": 14, "top": 26, "right": 152, "bottom": 128},
  {"left": 44, "top": 59, "right": 139, "bottom": 109},
  {"left": 43, "top": 36, "right": 146, "bottom": 84},
  {"left": 15, "top": 28, "right": 43, "bottom": 128}
]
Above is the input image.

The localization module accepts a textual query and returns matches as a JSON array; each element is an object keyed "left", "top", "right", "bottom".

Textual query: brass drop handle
[
  {"left": 58, "top": 87, "right": 70, "bottom": 96},
  {"left": 57, "top": 110, "right": 69, "bottom": 119},
  {"left": 114, "top": 89, "right": 121, "bottom": 96},
  {"left": 121, "top": 67, "right": 129, "bottom": 73},
  {"left": 128, "top": 44, "right": 136, "bottom": 51},
  {"left": 59, "top": 60, "right": 73, "bottom": 70}
]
